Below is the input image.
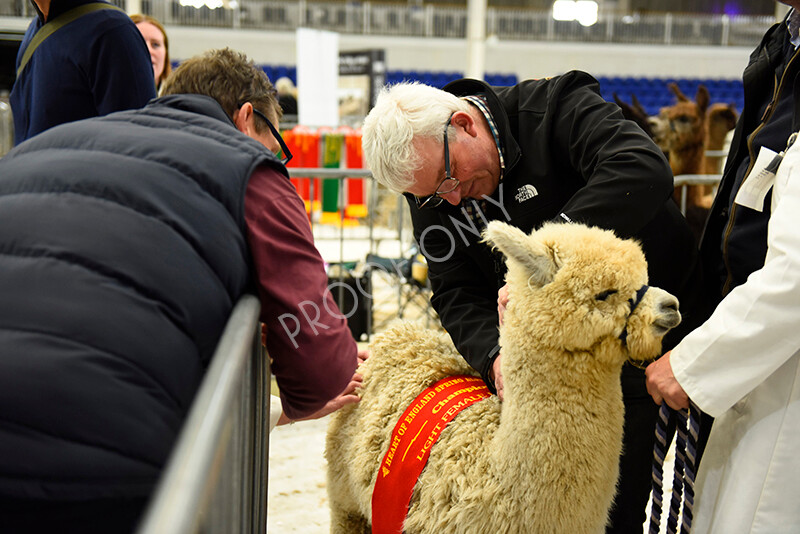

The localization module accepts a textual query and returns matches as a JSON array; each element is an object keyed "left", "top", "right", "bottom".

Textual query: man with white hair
[{"left": 362, "top": 73, "right": 706, "bottom": 533}]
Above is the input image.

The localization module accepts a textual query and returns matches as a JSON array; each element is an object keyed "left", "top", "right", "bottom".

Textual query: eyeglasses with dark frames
[
  {"left": 238, "top": 102, "right": 293, "bottom": 165},
  {"left": 415, "top": 113, "right": 459, "bottom": 209}
]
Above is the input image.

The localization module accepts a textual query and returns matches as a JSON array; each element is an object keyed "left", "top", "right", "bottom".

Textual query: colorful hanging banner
[
  {"left": 345, "top": 127, "right": 367, "bottom": 219},
  {"left": 320, "top": 130, "right": 344, "bottom": 224},
  {"left": 371, "top": 375, "right": 491, "bottom": 534}
]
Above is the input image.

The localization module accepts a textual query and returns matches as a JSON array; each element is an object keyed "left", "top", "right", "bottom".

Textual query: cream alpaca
[{"left": 326, "top": 222, "right": 681, "bottom": 534}]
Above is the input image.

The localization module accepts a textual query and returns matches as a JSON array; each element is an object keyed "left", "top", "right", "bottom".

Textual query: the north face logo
[{"left": 515, "top": 184, "right": 538, "bottom": 203}]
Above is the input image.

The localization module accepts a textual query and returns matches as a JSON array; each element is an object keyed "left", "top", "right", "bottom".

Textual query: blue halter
[{"left": 619, "top": 285, "right": 649, "bottom": 346}]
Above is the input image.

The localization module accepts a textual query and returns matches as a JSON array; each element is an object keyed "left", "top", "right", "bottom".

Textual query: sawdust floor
[{"left": 267, "top": 407, "right": 678, "bottom": 534}]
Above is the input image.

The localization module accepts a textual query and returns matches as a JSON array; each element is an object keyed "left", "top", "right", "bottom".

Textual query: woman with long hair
[{"left": 131, "top": 14, "right": 171, "bottom": 90}]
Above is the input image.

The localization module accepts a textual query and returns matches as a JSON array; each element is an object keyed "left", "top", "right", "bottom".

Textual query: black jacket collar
[
  {"left": 150, "top": 94, "right": 238, "bottom": 129},
  {"left": 442, "top": 78, "right": 523, "bottom": 175}
]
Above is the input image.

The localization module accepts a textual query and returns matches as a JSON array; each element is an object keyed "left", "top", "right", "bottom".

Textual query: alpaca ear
[
  {"left": 723, "top": 105, "right": 738, "bottom": 127},
  {"left": 696, "top": 85, "right": 710, "bottom": 115},
  {"left": 668, "top": 82, "right": 689, "bottom": 102},
  {"left": 631, "top": 93, "right": 647, "bottom": 116},
  {"left": 613, "top": 93, "right": 630, "bottom": 112},
  {"left": 483, "top": 221, "right": 558, "bottom": 287}
]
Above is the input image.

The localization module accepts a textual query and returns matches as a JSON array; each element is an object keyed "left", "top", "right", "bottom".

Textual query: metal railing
[
  {"left": 674, "top": 173, "right": 721, "bottom": 215},
  {"left": 136, "top": 295, "right": 269, "bottom": 534},
  {"left": 287, "top": 168, "right": 440, "bottom": 336},
  {"left": 0, "top": 0, "right": 775, "bottom": 47},
  {"left": 293, "top": 167, "right": 725, "bottom": 219},
  {"left": 0, "top": 92, "right": 12, "bottom": 157}
]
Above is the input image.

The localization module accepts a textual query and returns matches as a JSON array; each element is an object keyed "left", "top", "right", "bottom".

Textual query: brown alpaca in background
[
  {"left": 704, "top": 102, "right": 738, "bottom": 174},
  {"left": 613, "top": 92, "right": 654, "bottom": 139},
  {"left": 650, "top": 83, "right": 710, "bottom": 242}
]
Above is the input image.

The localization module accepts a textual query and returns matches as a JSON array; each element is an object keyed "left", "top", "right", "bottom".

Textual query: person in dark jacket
[
  {"left": 0, "top": 48, "right": 359, "bottom": 534},
  {"left": 644, "top": 3, "right": 800, "bottom": 529},
  {"left": 10, "top": 0, "right": 156, "bottom": 144},
  {"left": 362, "top": 73, "right": 706, "bottom": 533},
  {"left": 695, "top": 4, "right": 800, "bottom": 307}
]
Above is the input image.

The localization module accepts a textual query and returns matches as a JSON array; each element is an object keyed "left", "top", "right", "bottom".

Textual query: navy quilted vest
[{"left": 0, "top": 94, "right": 284, "bottom": 499}]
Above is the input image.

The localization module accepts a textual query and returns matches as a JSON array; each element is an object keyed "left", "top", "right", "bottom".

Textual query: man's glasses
[
  {"left": 415, "top": 114, "right": 459, "bottom": 209},
  {"left": 238, "top": 102, "right": 293, "bottom": 165}
]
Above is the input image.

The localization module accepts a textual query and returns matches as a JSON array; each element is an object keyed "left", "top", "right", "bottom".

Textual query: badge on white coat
[{"left": 735, "top": 146, "right": 778, "bottom": 212}]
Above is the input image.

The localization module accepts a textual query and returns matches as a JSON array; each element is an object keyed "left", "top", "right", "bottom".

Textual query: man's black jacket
[{"left": 407, "top": 71, "right": 704, "bottom": 390}]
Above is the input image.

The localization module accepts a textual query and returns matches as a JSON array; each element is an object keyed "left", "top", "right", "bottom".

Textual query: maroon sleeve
[{"left": 244, "top": 166, "right": 358, "bottom": 420}]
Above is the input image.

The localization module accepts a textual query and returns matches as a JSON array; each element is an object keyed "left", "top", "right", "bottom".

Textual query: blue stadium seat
[
  {"left": 255, "top": 67, "right": 743, "bottom": 119},
  {"left": 598, "top": 75, "right": 744, "bottom": 117}
]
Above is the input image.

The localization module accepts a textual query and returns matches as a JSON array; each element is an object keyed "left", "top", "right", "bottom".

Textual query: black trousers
[
  {"left": 0, "top": 496, "right": 149, "bottom": 534},
  {"left": 606, "top": 363, "right": 662, "bottom": 533},
  {"left": 607, "top": 364, "right": 713, "bottom": 533}
]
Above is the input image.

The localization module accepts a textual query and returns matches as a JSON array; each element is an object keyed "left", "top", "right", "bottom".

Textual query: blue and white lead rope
[{"left": 648, "top": 400, "right": 701, "bottom": 534}]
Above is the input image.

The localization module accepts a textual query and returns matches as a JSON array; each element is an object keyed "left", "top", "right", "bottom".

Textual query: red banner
[{"left": 371, "top": 375, "right": 491, "bottom": 534}]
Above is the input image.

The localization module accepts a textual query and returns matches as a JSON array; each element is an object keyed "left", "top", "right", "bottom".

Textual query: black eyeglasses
[
  {"left": 415, "top": 113, "right": 459, "bottom": 209},
  {"left": 238, "top": 102, "right": 293, "bottom": 165}
]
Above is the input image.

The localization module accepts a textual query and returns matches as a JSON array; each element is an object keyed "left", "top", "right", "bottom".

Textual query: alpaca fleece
[{"left": 326, "top": 222, "right": 681, "bottom": 534}]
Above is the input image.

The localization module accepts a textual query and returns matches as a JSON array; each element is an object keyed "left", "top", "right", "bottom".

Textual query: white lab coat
[{"left": 670, "top": 141, "right": 800, "bottom": 533}]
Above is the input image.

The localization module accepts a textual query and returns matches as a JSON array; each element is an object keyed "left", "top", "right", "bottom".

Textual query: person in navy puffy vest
[{"left": 0, "top": 48, "right": 359, "bottom": 533}]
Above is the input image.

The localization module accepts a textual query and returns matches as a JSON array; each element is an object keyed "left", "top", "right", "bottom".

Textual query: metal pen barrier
[
  {"left": 136, "top": 295, "right": 269, "bottom": 534},
  {"left": 0, "top": 92, "right": 13, "bottom": 158},
  {"left": 289, "top": 168, "right": 376, "bottom": 339},
  {"left": 673, "top": 174, "right": 722, "bottom": 215}
]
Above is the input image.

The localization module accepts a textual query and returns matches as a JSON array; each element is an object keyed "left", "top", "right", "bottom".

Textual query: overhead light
[
  {"left": 552, "top": 0, "right": 598, "bottom": 27},
  {"left": 179, "top": 0, "right": 224, "bottom": 8}
]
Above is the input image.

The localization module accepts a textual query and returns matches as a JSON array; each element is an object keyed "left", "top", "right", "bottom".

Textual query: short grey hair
[{"left": 362, "top": 82, "right": 471, "bottom": 193}]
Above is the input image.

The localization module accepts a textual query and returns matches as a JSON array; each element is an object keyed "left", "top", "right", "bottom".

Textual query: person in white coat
[
  {"left": 646, "top": 131, "right": 800, "bottom": 532},
  {"left": 646, "top": 3, "right": 800, "bottom": 531}
]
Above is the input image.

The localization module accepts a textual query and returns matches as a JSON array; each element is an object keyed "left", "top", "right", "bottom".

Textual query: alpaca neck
[
  {"left": 670, "top": 141, "right": 705, "bottom": 175},
  {"left": 485, "top": 340, "right": 627, "bottom": 529},
  {"left": 706, "top": 127, "right": 728, "bottom": 150},
  {"left": 492, "top": 341, "right": 625, "bottom": 469},
  {"left": 704, "top": 128, "right": 728, "bottom": 174}
]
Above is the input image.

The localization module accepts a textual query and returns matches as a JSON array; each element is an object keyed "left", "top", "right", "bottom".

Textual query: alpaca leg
[
  {"left": 327, "top": 474, "right": 369, "bottom": 534},
  {"left": 329, "top": 505, "right": 370, "bottom": 534}
]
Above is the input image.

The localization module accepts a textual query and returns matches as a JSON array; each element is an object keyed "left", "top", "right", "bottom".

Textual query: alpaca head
[
  {"left": 613, "top": 92, "right": 654, "bottom": 139},
  {"left": 650, "top": 83, "right": 710, "bottom": 155},
  {"left": 483, "top": 222, "right": 680, "bottom": 366},
  {"left": 706, "top": 102, "right": 737, "bottom": 142}
]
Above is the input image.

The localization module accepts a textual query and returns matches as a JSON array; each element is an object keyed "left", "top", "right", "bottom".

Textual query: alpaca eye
[{"left": 595, "top": 289, "right": 618, "bottom": 301}]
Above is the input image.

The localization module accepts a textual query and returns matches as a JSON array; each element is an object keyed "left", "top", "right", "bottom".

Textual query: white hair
[
  {"left": 361, "top": 82, "right": 471, "bottom": 193},
  {"left": 275, "top": 76, "right": 297, "bottom": 97}
]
